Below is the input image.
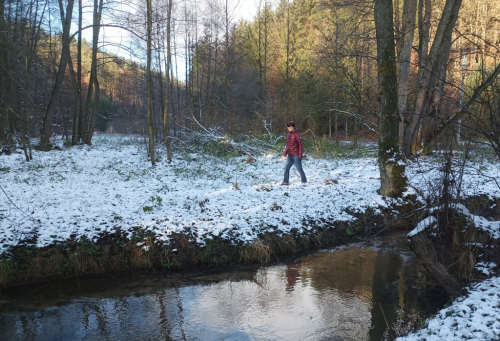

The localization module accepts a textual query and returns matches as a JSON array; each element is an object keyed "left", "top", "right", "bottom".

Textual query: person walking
[{"left": 282, "top": 121, "right": 307, "bottom": 185}]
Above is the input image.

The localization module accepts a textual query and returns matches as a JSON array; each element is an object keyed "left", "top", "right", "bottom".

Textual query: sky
[{"left": 77, "top": 0, "right": 261, "bottom": 81}]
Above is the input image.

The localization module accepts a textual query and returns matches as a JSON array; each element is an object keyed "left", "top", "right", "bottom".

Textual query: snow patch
[
  {"left": 396, "top": 277, "right": 500, "bottom": 341},
  {"left": 408, "top": 216, "right": 437, "bottom": 238}
]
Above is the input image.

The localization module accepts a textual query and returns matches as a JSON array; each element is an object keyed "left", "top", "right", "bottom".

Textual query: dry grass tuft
[
  {"left": 263, "top": 233, "right": 297, "bottom": 253},
  {"left": 239, "top": 239, "right": 271, "bottom": 264}
]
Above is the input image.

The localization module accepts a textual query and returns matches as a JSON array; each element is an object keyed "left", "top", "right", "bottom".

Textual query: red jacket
[{"left": 284, "top": 130, "right": 303, "bottom": 158}]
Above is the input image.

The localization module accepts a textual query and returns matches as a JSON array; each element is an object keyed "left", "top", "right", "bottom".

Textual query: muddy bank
[
  {"left": 408, "top": 195, "right": 500, "bottom": 295},
  {"left": 0, "top": 202, "right": 417, "bottom": 290}
]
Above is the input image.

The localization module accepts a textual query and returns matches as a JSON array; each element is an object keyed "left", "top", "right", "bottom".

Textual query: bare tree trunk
[
  {"left": 163, "top": 0, "right": 173, "bottom": 161},
  {"left": 84, "top": 0, "right": 104, "bottom": 145},
  {"left": 423, "top": 62, "right": 500, "bottom": 149},
  {"left": 329, "top": 114, "right": 332, "bottom": 139},
  {"left": 264, "top": 0, "right": 268, "bottom": 100},
  {"left": 285, "top": 1, "right": 290, "bottom": 121},
  {"left": 335, "top": 110, "right": 339, "bottom": 146},
  {"left": 0, "top": 0, "right": 11, "bottom": 148},
  {"left": 456, "top": 53, "right": 467, "bottom": 144},
  {"left": 417, "top": 0, "right": 431, "bottom": 72},
  {"left": 404, "top": 0, "right": 462, "bottom": 156},
  {"left": 67, "top": 55, "right": 81, "bottom": 143},
  {"left": 146, "top": 0, "right": 155, "bottom": 165},
  {"left": 394, "top": 0, "right": 401, "bottom": 38},
  {"left": 85, "top": 78, "right": 100, "bottom": 144},
  {"left": 39, "top": 0, "right": 74, "bottom": 151},
  {"left": 374, "top": 0, "right": 407, "bottom": 197},
  {"left": 205, "top": 19, "right": 212, "bottom": 110},
  {"left": 172, "top": 21, "right": 179, "bottom": 137},
  {"left": 397, "top": 0, "right": 417, "bottom": 145},
  {"left": 224, "top": 0, "right": 231, "bottom": 131},
  {"left": 72, "top": 0, "right": 82, "bottom": 145},
  {"left": 257, "top": 0, "right": 263, "bottom": 96}
]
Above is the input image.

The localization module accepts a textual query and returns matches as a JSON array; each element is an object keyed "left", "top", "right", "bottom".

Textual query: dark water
[{"left": 0, "top": 233, "right": 444, "bottom": 341}]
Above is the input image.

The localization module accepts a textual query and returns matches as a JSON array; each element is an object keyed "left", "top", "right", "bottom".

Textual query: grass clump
[{"left": 239, "top": 239, "right": 271, "bottom": 265}]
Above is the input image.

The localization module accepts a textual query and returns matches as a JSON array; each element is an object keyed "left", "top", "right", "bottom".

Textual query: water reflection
[{"left": 0, "top": 233, "right": 441, "bottom": 341}]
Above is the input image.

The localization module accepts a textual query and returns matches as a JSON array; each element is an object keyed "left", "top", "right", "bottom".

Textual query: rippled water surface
[{"left": 0, "top": 233, "right": 444, "bottom": 340}]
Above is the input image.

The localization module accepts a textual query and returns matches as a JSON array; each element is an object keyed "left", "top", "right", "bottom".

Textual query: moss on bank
[{"left": 0, "top": 204, "right": 416, "bottom": 290}]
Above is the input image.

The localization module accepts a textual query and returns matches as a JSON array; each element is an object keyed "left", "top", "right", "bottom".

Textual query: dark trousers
[{"left": 284, "top": 156, "right": 307, "bottom": 184}]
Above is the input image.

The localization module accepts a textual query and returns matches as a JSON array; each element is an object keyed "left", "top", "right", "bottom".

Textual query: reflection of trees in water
[
  {"left": 157, "top": 291, "right": 173, "bottom": 341},
  {"left": 369, "top": 252, "right": 403, "bottom": 340},
  {"left": 300, "top": 247, "right": 379, "bottom": 340},
  {"left": 285, "top": 260, "right": 302, "bottom": 291},
  {"left": 0, "top": 238, "right": 424, "bottom": 341},
  {"left": 368, "top": 248, "right": 420, "bottom": 340}
]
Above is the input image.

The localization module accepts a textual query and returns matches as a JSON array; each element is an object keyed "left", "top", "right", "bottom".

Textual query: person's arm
[
  {"left": 283, "top": 135, "right": 288, "bottom": 157},
  {"left": 298, "top": 133, "right": 303, "bottom": 159}
]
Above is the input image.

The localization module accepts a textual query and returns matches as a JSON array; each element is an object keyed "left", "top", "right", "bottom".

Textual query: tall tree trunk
[
  {"left": 67, "top": 54, "right": 80, "bottom": 136},
  {"left": 417, "top": 0, "right": 431, "bottom": 72},
  {"left": 423, "top": 62, "right": 500, "bottom": 150},
  {"left": 72, "top": 0, "right": 83, "bottom": 145},
  {"left": 172, "top": 21, "right": 179, "bottom": 137},
  {"left": 404, "top": 0, "right": 462, "bottom": 156},
  {"left": 263, "top": 0, "right": 268, "bottom": 101},
  {"left": 39, "top": 0, "right": 74, "bottom": 151},
  {"left": 225, "top": 0, "right": 231, "bottom": 131},
  {"left": 374, "top": 0, "right": 408, "bottom": 197},
  {"left": 146, "top": 0, "right": 155, "bottom": 165},
  {"left": 84, "top": 0, "right": 104, "bottom": 145},
  {"left": 163, "top": 0, "right": 173, "bottom": 162},
  {"left": 85, "top": 78, "right": 100, "bottom": 144},
  {"left": 0, "top": 0, "right": 10, "bottom": 148},
  {"left": 257, "top": 1, "right": 263, "bottom": 96},
  {"left": 397, "top": 0, "right": 417, "bottom": 145},
  {"left": 205, "top": 21, "right": 212, "bottom": 110},
  {"left": 285, "top": 1, "right": 290, "bottom": 121}
]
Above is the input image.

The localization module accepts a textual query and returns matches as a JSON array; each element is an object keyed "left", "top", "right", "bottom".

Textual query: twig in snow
[
  {"left": 0, "top": 184, "right": 39, "bottom": 224},
  {"left": 137, "top": 196, "right": 153, "bottom": 213}
]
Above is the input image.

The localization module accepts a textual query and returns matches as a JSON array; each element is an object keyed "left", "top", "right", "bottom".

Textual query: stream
[{"left": 0, "top": 232, "right": 446, "bottom": 340}]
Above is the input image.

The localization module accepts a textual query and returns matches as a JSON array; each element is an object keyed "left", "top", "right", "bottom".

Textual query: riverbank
[
  {"left": 1, "top": 135, "right": 499, "bottom": 289},
  {"left": 0, "top": 232, "right": 437, "bottom": 341},
  {"left": 395, "top": 275, "right": 500, "bottom": 340}
]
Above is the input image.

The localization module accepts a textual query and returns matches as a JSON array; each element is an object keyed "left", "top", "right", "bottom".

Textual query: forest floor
[
  {"left": 1, "top": 134, "right": 500, "bottom": 339},
  {"left": 1, "top": 134, "right": 498, "bottom": 252}
]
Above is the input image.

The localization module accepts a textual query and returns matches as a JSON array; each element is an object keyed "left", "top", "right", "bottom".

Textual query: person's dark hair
[{"left": 287, "top": 121, "right": 295, "bottom": 128}]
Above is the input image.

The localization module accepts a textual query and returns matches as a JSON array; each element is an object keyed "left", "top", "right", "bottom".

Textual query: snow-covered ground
[
  {"left": 0, "top": 135, "right": 499, "bottom": 253},
  {"left": 396, "top": 276, "right": 500, "bottom": 340}
]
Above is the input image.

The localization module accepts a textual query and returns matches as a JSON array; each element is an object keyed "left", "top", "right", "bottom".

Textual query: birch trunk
[
  {"left": 397, "top": 0, "right": 417, "bottom": 145},
  {"left": 163, "top": 0, "right": 173, "bottom": 161}
]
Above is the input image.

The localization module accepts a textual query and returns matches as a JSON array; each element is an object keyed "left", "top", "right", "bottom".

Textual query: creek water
[{"left": 0, "top": 233, "right": 445, "bottom": 341}]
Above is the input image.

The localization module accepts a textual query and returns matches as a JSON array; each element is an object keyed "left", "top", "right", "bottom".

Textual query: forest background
[{"left": 1, "top": 0, "right": 500, "bottom": 176}]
